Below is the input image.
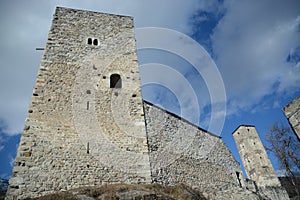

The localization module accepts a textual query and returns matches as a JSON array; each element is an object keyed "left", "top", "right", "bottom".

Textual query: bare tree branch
[{"left": 265, "top": 122, "right": 300, "bottom": 197}]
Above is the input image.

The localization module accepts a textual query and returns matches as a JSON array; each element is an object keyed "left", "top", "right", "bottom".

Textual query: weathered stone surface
[
  {"left": 143, "top": 102, "right": 261, "bottom": 199},
  {"left": 6, "top": 7, "right": 150, "bottom": 200},
  {"left": 9, "top": 177, "right": 24, "bottom": 188},
  {"left": 6, "top": 6, "right": 290, "bottom": 200},
  {"left": 283, "top": 96, "right": 300, "bottom": 140}
]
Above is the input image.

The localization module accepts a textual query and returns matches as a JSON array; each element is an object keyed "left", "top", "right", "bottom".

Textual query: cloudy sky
[{"left": 0, "top": 0, "right": 300, "bottom": 179}]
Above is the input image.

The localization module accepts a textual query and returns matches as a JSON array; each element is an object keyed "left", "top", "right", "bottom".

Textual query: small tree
[{"left": 265, "top": 122, "right": 300, "bottom": 197}]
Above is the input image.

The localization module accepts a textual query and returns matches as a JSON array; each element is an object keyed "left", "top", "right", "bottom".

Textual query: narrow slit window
[
  {"left": 236, "top": 172, "right": 242, "bottom": 187},
  {"left": 87, "top": 101, "right": 89, "bottom": 110},
  {"left": 110, "top": 74, "right": 122, "bottom": 88},
  {"left": 87, "top": 142, "right": 90, "bottom": 154}
]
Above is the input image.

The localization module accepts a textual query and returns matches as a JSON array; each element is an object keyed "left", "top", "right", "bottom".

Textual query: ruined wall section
[
  {"left": 143, "top": 101, "right": 245, "bottom": 196},
  {"left": 283, "top": 96, "right": 300, "bottom": 140},
  {"left": 6, "top": 7, "right": 151, "bottom": 199}
]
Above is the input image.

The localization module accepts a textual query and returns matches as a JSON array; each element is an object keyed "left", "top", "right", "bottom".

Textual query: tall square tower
[{"left": 6, "top": 7, "right": 151, "bottom": 199}]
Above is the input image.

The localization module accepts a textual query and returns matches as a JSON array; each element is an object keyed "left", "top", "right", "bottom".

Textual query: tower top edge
[
  {"left": 232, "top": 124, "right": 256, "bottom": 135},
  {"left": 282, "top": 95, "right": 300, "bottom": 112},
  {"left": 55, "top": 6, "right": 134, "bottom": 19}
]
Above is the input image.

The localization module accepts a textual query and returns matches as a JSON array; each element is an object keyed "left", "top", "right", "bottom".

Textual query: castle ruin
[
  {"left": 6, "top": 7, "right": 290, "bottom": 200},
  {"left": 283, "top": 96, "right": 300, "bottom": 140}
]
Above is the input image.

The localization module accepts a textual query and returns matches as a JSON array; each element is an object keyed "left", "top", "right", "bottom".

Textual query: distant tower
[
  {"left": 6, "top": 7, "right": 151, "bottom": 199},
  {"left": 232, "top": 125, "right": 281, "bottom": 188},
  {"left": 283, "top": 96, "right": 300, "bottom": 140}
]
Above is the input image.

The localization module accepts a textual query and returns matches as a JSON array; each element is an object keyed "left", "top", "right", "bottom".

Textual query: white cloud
[
  {"left": 0, "top": 173, "right": 9, "bottom": 180},
  {"left": 140, "top": 63, "right": 201, "bottom": 124},
  {"left": 0, "top": 0, "right": 216, "bottom": 136},
  {"left": 0, "top": 136, "right": 5, "bottom": 152},
  {"left": 9, "top": 155, "right": 15, "bottom": 168},
  {"left": 1, "top": 0, "right": 299, "bottom": 137},
  {"left": 212, "top": 0, "right": 300, "bottom": 114},
  {"left": 0, "top": 1, "right": 55, "bottom": 135}
]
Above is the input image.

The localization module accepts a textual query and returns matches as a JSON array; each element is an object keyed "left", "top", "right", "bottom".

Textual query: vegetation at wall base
[{"left": 25, "top": 184, "right": 207, "bottom": 200}]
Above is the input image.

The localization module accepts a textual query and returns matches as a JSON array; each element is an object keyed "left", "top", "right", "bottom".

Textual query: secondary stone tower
[
  {"left": 6, "top": 7, "right": 151, "bottom": 199},
  {"left": 233, "top": 125, "right": 280, "bottom": 187}
]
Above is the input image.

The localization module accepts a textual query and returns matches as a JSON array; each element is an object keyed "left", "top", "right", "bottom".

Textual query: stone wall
[
  {"left": 143, "top": 101, "right": 255, "bottom": 199},
  {"left": 283, "top": 96, "right": 300, "bottom": 140},
  {"left": 6, "top": 6, "right": 292, "bottom": 200},
  {"left": 6, "top": 7, "right": 151, "bottom": 199}
]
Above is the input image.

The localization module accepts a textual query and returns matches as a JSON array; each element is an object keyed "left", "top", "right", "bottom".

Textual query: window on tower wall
[
  {"left": 87, "top": 38, "right": 99, "bottom": 46},
  {"left": 110, "top": 74, "right": 122, "bottom": 88},
  {"left": 87, "top": 38, "right": 92, "bottom": 45},
  {"left": 93, "top": 39, "right": 98, "bottom": 46}
]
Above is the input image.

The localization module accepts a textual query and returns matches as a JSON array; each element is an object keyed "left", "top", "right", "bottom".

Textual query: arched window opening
[
  {"left": 87, "top": 38, "right": 92, "bottom": 45},
  {"left": 110, "top": 74, "right": 122, "bottom": 88},
  {"left": 93, "top": 39, "right": 98, "bottom": 46}
]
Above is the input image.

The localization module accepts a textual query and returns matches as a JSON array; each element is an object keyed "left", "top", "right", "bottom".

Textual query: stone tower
[
  {"left": 232, "top": 125, "right": 281, "bottom": 187},
  {"left": 283, "top": 96, "right": 300, "bottom": 140},
  {"left": 6, "top": 7, "right": 151, "bottom": 199},
  {"left": 6, "top": 6, "right": 291, "bottom": 200}
]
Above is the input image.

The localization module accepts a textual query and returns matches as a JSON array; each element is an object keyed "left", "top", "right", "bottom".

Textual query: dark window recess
[
  {"left": 87, "top": 38, "right": 99, "bottom": 46},
  {"left": 86, "top": 90, "right": 91, "bottom": 94},
  {"left": 87, "top": 38, "right": 92, "bottom": 45},
  {"left": 87, "top": 142, "right": 90, "bottom": 154},
  {"left": 110, "top": 74, "right": 122, "bottom": 88},
  {"left": 87, "top": 101, "right": 89, "bottom": 110},
  {"left": 236, "top": 172, "right": 242, "bottom": 188},
  {"left": 93, "top": 39, "right": 98, "bottom": 46},
  {"left": 132, "top": 94, "right": 137, "bottom": 97}
]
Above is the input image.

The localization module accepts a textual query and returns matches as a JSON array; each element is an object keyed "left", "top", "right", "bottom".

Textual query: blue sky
[{"left": 0, "top": 0, "right": 300, "bottom": 179}]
